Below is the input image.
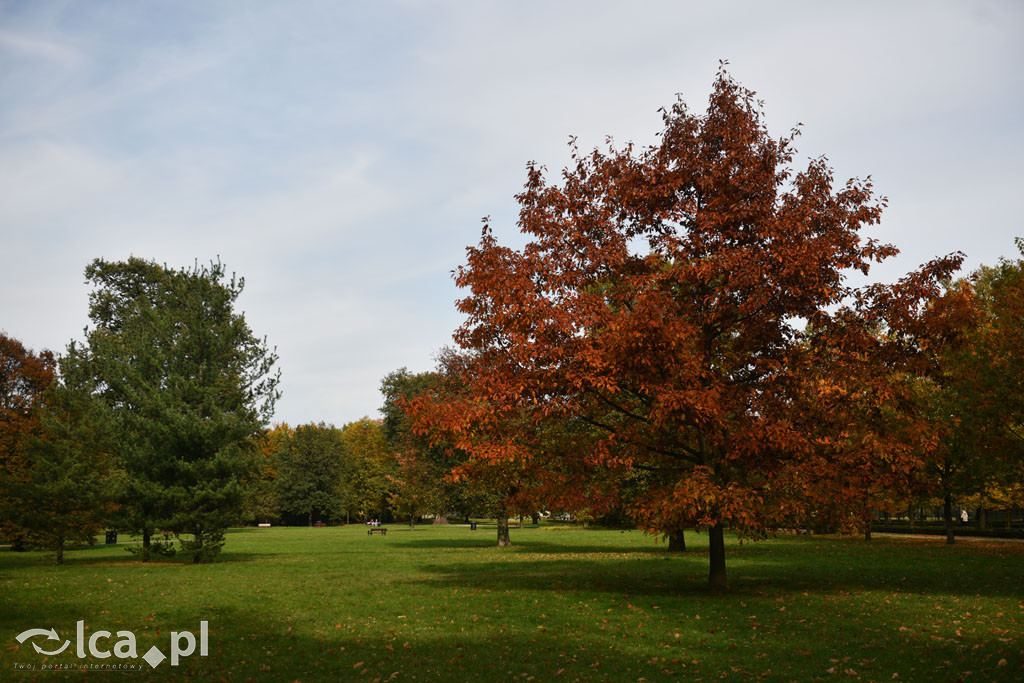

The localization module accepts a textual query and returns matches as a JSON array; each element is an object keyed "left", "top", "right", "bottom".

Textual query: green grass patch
[{"left": 2, "top": 525, "right": 1022, "bottom": 680}]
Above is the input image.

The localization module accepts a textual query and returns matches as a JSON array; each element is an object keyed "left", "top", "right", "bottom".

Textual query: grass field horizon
[{"left": 3, "top": 524, "right": 1022, "bottom": 680}]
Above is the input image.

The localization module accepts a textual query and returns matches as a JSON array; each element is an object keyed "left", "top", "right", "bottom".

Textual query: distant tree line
[{"left": 243, "top": 419, "right": 393, "bottom": 527}]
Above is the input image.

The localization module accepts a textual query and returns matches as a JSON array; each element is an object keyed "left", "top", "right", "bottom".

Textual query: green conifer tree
[{"left": 76, "top": 257, "right": 279, "bottom": 562}]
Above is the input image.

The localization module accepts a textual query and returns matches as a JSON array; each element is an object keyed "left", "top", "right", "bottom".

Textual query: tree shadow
[
  {"left": 396, "top": 538, "right": 500, "bottom": 550},
  {"left": 406, "top": 536, "right": 1024, "bottom": 600},
  {"left": 3, "top": 533, "right": 1022, "bottom": 680},
  {"left": 399, "top": 537, "right": 667, "bottom": 555},
  {"left": 4, "top": 591, "right": 1018, "bottom": 681},
  {"left": 0, "top": 546, "right": 273, "bottom": 569}
]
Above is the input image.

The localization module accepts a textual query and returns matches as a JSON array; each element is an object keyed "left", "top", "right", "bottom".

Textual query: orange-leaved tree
[
  {"left": 405, "top": 350, "right": 617, "bottom": 546},
  {"left": 0, "top": 333, "right": 57, "bottom": 549},
  {"left": 921, "top": 244, "right": 1024, "bottom": 542},
  {"left": 441, "top": 69, "right": 962, "bottom": 589},
  {"left": 382, "top": 368, "right": 470, "bottom": 527},
  {"left": 242, "top": 422, "right": 293, "bottom": 525},
  {"left": 791, "top": 276, "right": 977, "bottom": 538}
]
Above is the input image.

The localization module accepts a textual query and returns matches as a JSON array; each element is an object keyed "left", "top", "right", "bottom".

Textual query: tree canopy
[
  {"left": 74, "top": 257, "right": 280, "bottom": 562},
  {"left": 414, "top": 70, "right": 964, "bottom": 588},
  {"left": 0, "top": 334, "right": 57, "bottom": 549}
]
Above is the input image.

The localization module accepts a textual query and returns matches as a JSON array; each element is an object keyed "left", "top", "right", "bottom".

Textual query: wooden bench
[{"left": 367, "top": 527, "right": 387, "bottom": 536}]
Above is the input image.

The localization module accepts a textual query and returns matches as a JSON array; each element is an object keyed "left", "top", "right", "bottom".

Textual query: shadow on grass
[
  {"left": 3, "top": 531, "right": 1023, "bottom": 680},
  {"left": 4, "top": 593, "right": 1018, "bottom": 681},
  {"left": 396, "top": 538, "right": 502, "bottom": 550},
  {"left": 0, "top": 546, "right": 273, "bottom": 570},
  {"left": 0, "top": 602, "right": 702, "bottom": 680},
  {"left": 73, "top": 548, "right": 274, "bottom": 566},
  {"left": 407, "top": 536, "right": 1024, "bottom": 600},
  {"left": 398, "top": 537, "right": 667, "bottom": 555}
]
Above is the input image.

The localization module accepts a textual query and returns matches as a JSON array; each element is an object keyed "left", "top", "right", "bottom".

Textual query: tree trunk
[
  {"left": 863, "top": 494, "right": 872, "bottom": 540},
  {"left": 55, "top": 535, "right": 64, "bottom": 565},
  {"left": 308, "top": 511, "right": 313, "bottom": 527},
  {"left": 668, "top": 530, "right": 686, "bottom": 552},
  {"left": 141, "top": 528, "right": 152, "bottom": 563},
  {"left": 519, "top": 515, "right": 524, "bottom": 529},
  {"left": 497, "top": 515, "right": 511, "bottom": 547},
  {"left": 943, "top": 494, "right": 955, "bottom": 545},
  {"left": 708, "top": 525, "right": 726, "bottom": 591},
  {"left": 409, "top": 514, "right": 415, "bottom": 530},
  {"left": 531, "top": 512, "right": 540, "bottom": 525},
  {"left": 907, "top": 507, "right": 915, "bottom": 529},
  {"left": 977, "top": 507, "right": 986, "bottom": 532},
  {"left": 193, "top": 524, "right": 203, "bottom": 564}
]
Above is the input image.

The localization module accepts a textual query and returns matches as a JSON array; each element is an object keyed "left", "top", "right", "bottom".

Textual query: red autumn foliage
[
  {"left": 412, "top": 70, "right": 963, "bottom": 589},
  {"left": 0, "top": 333, "right": 57, "bottom": 545},
  {"left": 405, "top": 349, "right": 618, "bottom": 546}
]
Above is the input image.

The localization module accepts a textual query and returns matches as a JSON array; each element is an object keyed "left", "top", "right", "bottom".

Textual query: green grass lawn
[{"left": 2, "top": 524, "right": 1022, "bottom": 681}]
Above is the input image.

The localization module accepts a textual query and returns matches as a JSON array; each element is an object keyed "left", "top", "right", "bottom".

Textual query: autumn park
[{"left": 3, "top": 65, "right": 1024, "bottom": 680}]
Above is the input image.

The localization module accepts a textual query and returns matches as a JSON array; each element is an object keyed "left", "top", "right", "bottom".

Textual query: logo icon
[
  {"left": 15, "top": 621, "right": 208, "bottom": 669},
  {"left": 16, "top": 629, "right": 69, "bottom": 656}
]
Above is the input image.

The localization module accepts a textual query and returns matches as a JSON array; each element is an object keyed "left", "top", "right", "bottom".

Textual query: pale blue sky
[{"left": 2, "top": 1, "right": 1022, "bottom": 426}]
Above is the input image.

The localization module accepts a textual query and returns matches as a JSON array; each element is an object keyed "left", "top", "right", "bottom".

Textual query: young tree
[
  {"left": 792, "top": 312, "right": 961, "bottom": 540},
  {"left": 963, "top": 244, "right": 1024, "bottom": 494},
  {"left": 924, "top": 243, "right": 1024, "bottom": 543},
  {"left": 16, "top": 361, "right": 116, "bottom": 564},
  {"left": 920, "top": 367, "right": 989, "bottom": 545},
  {"left": 406, "top": 351, "right": 616, "bottom": 546},
  {"left": 440, "top": 69, "right": 961, "bottom": 588},
  {"left": 275, "top": 423, "right": 349, "bottom": 526},
  {"left": 242, "top": 423, "right": 291, "bottom": 525},
  {"left": 340, "top": 418, "right": 396, "bottom": 523},
  {"left": 0, "top": 334, "right": 57, "bottom": 550},
  {"left": 76, "top": 257, "right": 279, "bottom": 562},
  {"left": 381, "top": 368, "right": 474, "bottom": 525}
]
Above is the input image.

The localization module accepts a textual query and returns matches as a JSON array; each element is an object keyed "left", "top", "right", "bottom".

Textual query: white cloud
[
  {"left": 0, "top": 142, "right": 127, "bottom": 225},
  {"left": 1, "top": 0, "right": 1022, "bottom": 425},
  {"left": 0, "top": 29, "right": 81, "bottom": 67}
]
